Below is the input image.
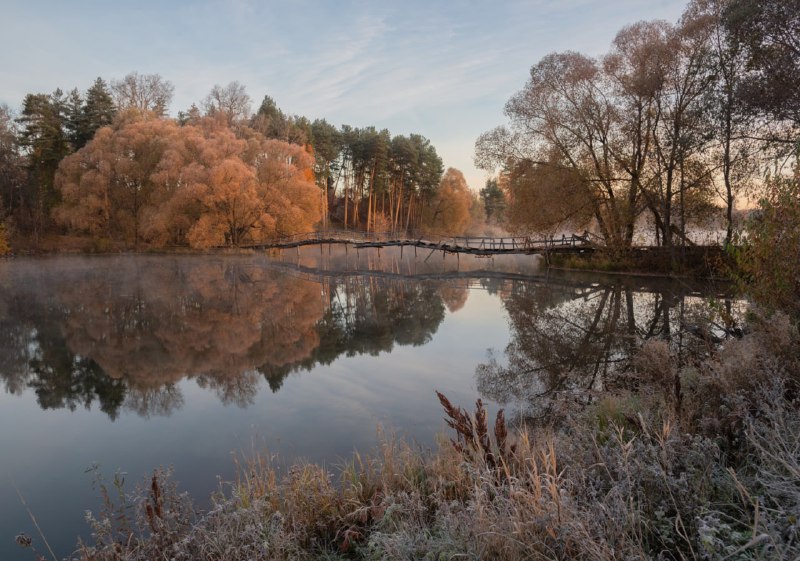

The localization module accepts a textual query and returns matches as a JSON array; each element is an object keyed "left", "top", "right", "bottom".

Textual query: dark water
[{"left": 0, "top": 251, "right": 739, "bottom": 559}]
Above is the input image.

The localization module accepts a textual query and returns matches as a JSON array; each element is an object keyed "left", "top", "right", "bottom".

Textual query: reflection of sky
[{"left": 0, "top": 265, "right": 510, "bottom": 560}]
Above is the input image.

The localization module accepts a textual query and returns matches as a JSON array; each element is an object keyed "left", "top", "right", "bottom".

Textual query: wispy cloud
[{"left": 1, "top": 0, "right": 689, "bottom": 189}]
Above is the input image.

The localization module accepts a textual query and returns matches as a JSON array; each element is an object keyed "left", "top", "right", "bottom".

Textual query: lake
[{"left": 0, "top": 250, "right": 739, "bottom": 559}]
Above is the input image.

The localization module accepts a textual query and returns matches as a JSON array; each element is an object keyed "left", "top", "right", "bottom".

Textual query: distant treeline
[{"left": 0, "top": 75, "right": 478, "bottom": 250}]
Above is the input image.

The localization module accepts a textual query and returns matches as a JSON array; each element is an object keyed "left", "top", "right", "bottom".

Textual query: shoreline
[{"left": 2, "top": 242, "right": 739, "bottom": 283}]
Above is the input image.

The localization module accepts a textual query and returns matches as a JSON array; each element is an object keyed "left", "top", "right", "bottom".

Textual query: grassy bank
[
  {"left": 547, "top": 246, "right": 735, "bottom": 278},
  {"left": 15, "top": 311, "right": 796, "bottom": 561}
]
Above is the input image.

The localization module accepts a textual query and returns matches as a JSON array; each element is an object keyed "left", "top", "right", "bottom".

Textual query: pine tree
[
  {"left": 178, "top": 103, "right": 201, "bottom": 126},
  {"left": 64, "top": 88, "right": 85, "bottom": 149},
  {"left": 80, "top": 78, "right": 116, "bottom": 147},
  {"left": 17, "top": 91, "right": 70, "bottom": 236}
]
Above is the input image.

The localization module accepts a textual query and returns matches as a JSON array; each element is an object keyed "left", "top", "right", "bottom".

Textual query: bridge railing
[
  {"left": 432, "top": 233, "right": 594, "bottom": 250},
  {"left": 257, "top": 230, "right": 599, "bottom": 250}
]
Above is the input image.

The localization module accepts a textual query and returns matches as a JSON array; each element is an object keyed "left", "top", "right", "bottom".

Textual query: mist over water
[
  {"left": 273, "top": 242, "right": 546, "bottom": 277},
  {"left": 0, "top": 252, "right": 739, "bottom": 559}
]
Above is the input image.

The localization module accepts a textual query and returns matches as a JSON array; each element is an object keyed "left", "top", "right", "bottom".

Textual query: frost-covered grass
[{"left": 18, "top": 312, "right": 800, "bottom": 561}]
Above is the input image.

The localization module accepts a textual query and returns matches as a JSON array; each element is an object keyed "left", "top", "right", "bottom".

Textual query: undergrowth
[{"left": 16, "top": 312, "right": 800, "bottom": 561}]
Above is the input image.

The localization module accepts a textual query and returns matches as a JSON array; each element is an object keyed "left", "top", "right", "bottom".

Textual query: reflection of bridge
[
  {"left": 267, "top": 259, "right": 736, "bottom": 300},
  {"left": 241, "top": 230, "right": 599, "bottom": 256}
]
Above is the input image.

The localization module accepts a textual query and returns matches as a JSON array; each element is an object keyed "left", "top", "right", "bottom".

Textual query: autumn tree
[
  {"left": 111, "top": 72, "right": 174, "bottom": 116},
  {"left": 55, "top": 114, "right": 179, "bottom": 244},
  {"left": 55, "top": 114, "right": 322, "bottom": 248},
  {"left": 423, "top": 168, "right": 472, "bottom": 235},
  {"left": 202, "top": 81, "right": 252, "bottom": 125},
  {"left": 724, "top": 0, "right": 800, "bottom": 131},
  {"left": 738, "top": 172, "right": 800, "bottom": 318},
  {"left": 149, "top": 119, "right": 321, "bottom": 248},
  {"left": 186, "top": 159, "right": 263, "bottom": 247},
  {"left": 249, "top": 138, "right": 322, "bottom": 238},
  {"left": 476, "top": 51, "right": 648, "bottom": 247},
  {"left": 474, "top": 55, "right": 617, "bottom": 237},
  {"left": 476, "top": 5, "right": 762, "bottom": 251},
  {"left": 499, "top": 158, "right": 596, "bottom": 235}
]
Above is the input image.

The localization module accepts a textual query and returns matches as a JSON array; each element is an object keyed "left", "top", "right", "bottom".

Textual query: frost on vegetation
[{"left": 42, "top": 312, "right": 800, "bottom": 561}]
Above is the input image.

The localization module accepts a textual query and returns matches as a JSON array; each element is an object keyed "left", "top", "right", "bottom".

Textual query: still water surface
[{"left": 0, "top": 252, "right": 737, "bottom": 559}]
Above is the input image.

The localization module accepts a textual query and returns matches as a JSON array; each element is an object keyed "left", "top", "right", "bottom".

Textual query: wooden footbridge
[{"left": 241, "top": 230, "right": 599, "bottom": 256}]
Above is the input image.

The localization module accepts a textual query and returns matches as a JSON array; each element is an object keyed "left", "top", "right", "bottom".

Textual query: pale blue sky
[{"left": 1, "top": 0, "right": 688, "bottom": 189}]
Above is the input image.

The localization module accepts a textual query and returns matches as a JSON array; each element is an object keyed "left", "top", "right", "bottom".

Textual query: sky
[{"left": 1, "top": 0, "right": 689, "bottom": 191}]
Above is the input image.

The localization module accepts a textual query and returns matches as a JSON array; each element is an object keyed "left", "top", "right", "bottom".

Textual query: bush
[
  {"left": 0, "top": 222, "right": 10, "bottom": 256},
  {"left": 737, "top": 175, "right": 800, "bottom": 319}
]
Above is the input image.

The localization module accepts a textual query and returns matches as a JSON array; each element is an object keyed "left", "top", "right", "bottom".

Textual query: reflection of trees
[
  {"left": 30, "top": 353, "right": 127, "bottom": 420},
  {"left": 0, "top": 258, "right": 326, "bottom": 417},
  {"left": 0, "top": 258, "right": 463, "bottom": 416},
  {"left": 196, "top": 370, "right": 261, "bottom": 408},
  {"left": 0, "top": 276, "right": 128, "bottom": 419},
  {"left": 0, "top": 304, "right": 37, "bottom": 395},
  {"left": 56, "top": 260, "right": 325, "bottom": 387},
  {"left": 287, "top": 277, "right": 449, "bottom": 381},
  {"left": 206, "top": 274, "right": 452, "bottom": 393},
  {"left": 440, "top": 282, "right": 470, "bottom": 313},
  {"left": 477, "top": 277, "right": 738, "bottom": 420},
  {"left": 123, "top": 385, "right": 184, "bottom": 418}
]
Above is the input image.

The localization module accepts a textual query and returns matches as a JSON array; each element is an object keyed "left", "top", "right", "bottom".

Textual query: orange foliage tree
[
  {"left": 54, "top": 112, "right": 322, "bottom": 248},
  {"left": 422, "top": 167, "right": 473, "bottom": 235},
  {"left": 55, "top": 114, "right": 180, "bottom": 244}
]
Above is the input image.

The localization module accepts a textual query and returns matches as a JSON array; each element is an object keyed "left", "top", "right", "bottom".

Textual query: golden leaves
[{"left": 54, "top": 115, "right": 323, "bottom": 248}]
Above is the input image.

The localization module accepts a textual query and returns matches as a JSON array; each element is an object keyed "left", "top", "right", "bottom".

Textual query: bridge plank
[{"left": 239, "top": 231, "right": 597, "bottom": 256}]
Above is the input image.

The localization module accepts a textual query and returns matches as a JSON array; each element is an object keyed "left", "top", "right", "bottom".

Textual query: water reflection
[
  {"left": 477, "top": 273, "right": 742, "bottom": 420},
  {"left": 0, "top": 254, "right": 741, "bottom": 423},
  {"left": 0, "top": 253, "right": 745, "bottom": 561},
  {"left": 0, "top": 256, "right": 463, "bottom": 418}
]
